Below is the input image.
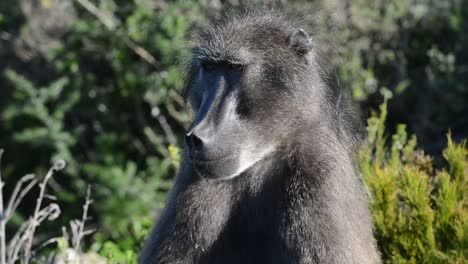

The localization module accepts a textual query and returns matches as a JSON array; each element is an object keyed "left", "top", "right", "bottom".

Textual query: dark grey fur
[{"left": 140, "top": 10, "right": 380, "bottom": 264}]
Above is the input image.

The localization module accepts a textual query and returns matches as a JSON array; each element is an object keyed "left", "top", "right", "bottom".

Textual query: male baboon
[{"left": 140, "top": 10, "right": 381, "bottom": 264}]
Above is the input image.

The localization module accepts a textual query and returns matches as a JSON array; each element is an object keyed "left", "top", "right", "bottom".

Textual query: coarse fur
[{"left": 140, "top": 8, "right": 381, "bottom": 264}]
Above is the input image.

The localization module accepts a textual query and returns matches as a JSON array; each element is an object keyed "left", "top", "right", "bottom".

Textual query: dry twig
[
  {"left": 71, "top": 186, "right": 94, "bottom": 255},
  {"left": 0, "top": 150, "right": 66, "bottom": 264},
  {"left": 74, "top": 0, "right": 158, "bottom": 66},
  {"left": 0, "top": 149, "right": 6, "bottom": 264},
  {"left": 22, "top": 160, "right": 65, "bottom": 263},
  {"left": 0, "top": 150, "right": 96, "bottom": 263}
]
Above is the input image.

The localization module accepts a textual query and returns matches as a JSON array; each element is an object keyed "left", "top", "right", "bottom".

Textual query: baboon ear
[{"left": 288, "top": 29, "right": 313, "bottom": 55}]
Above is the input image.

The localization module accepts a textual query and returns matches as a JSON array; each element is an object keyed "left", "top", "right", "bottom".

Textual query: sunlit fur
[{"left": 140, "top": 9, "right": 381, "bottom": 264}]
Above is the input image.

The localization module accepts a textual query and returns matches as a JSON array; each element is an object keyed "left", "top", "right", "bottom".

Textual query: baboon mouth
[
  {"left": 189, "top": 153, "right": 240, "bottom": 180},
  {"left": 189, "top": 153, "right": 236, "bottom": 164}
]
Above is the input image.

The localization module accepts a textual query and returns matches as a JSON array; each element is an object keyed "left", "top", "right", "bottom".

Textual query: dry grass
[{"left": 0, "top": 149, "right": 95, "bottom": 264}]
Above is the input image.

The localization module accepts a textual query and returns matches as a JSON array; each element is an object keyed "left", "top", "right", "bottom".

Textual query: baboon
[{"left": 140, "top": 10, "right": 381, "bottom": 264}]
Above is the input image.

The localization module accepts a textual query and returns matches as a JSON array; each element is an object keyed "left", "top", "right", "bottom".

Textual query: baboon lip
[{"left": 189, "top": 152, "right": 236, "bottom": 164}]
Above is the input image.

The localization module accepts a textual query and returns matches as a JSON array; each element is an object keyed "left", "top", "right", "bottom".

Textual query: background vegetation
[{"left": 0, "top": 0, "right": 466, "bottom": 263}]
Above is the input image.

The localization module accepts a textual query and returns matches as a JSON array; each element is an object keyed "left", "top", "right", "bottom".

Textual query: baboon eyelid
[
  {"left": 201, "top": 61, "right": 217, "bottom": 71},
  {"left": 201, "top": 60, "right": 245, "bottom": 71},
  {"left": 229, "top": 63, "right": 245, "bottom": 71}
]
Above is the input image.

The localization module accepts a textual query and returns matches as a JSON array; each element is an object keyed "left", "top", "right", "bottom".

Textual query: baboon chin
[{"left": 140, "top": 9, "right": 381, "bottom": 264}]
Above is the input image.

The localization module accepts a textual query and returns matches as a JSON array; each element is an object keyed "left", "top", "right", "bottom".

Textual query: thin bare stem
[
  {"left": 5, "top": 174, "right": 37, "bottom": 220},
  {"left": 72, "top": 186, "right": 93, "bottom": 262},
  {"left": 22, "top": 160, "right": 65, "bottom": 263},
  {"left": 156, "top": 114, "right": 177, "bottom": 144},
  {"left": 74, "top": 0, "right": 158, "bottom": 66},
  {"left": 0, "top": 153, "right": 67, "bottom": 264},
  {"left": 34, "top": 237, "right": 61, "bottom": 255},
  {"left": 74, "top": 0, "right": 117, "bottom": 30},
  {"left": 0, "top": 149, "right": 5, "bottom": 264},
  {"left": 8, "top": 202, "right": 61, "bottom": 264},
  {"left": 7, "top": 221, "right": 29, "bottom": 264},
  {"left": 124, "top": 38, "right": 158, "bottom": 66}
]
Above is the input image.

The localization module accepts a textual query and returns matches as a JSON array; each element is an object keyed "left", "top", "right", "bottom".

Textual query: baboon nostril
[
  {"left": 185, "top": 133, "right": 204, "bottom": 151},
  {"left": 191, "top": 134, "right": 203, "bottom": 151}
]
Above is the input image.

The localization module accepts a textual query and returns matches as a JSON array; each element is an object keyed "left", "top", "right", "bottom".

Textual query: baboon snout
[
  {"left": 185, "top": 85, "right": 240, "bottom": 161},
  {"left": 185, "top": 116, "right": 234, "bottom": 163},
  {"left": 185, "top": 129, "right": 206, "bottom": 154},
  {"left": 185, "top": 119, "right": 243, "bottom": 180}
]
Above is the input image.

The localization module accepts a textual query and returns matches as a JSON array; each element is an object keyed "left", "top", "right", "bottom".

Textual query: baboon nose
[{"left": 185, "top": 132, "right": 204, "bottom": 152}]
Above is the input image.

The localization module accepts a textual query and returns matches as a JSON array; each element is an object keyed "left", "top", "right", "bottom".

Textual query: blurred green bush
[
  {"left": 1, "top": 0, "right": 203, "bottom": 253},
  {"left": 324, "top": 0, "right": 468, "bottom": 148}
]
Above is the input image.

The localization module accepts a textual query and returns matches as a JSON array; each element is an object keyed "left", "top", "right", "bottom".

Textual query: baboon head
[{"left": 184, "top": 15, "right": 322, "bottom": 180}]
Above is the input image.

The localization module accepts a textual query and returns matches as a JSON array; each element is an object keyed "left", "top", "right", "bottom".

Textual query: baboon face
[{"left": 184, "top": 19, "right": 313, "bottom": 180}]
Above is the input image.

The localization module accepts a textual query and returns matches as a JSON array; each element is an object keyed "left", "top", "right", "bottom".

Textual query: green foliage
[
  {"left": 328, "top": 0, "right": 468, "bottom": 143},
  {"left": 3, "top": 69, "right": 80, "bottom": 175},
  {"left": 1, "top": 0, "right": 201, "bottom": 252},
  {"left": 359, "top": 100, "right": 467, "bottom": 263},
  {"left": 97, "top": 240, "right": 138, "bottom": 264}
]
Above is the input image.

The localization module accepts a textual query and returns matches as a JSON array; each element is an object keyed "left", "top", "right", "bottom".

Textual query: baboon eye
[
  {"left": 229, "top": 63, "right": 244, "bottom": 71},
  {"left": 202, "top": 61, "right": 217, "bottom": 71}
]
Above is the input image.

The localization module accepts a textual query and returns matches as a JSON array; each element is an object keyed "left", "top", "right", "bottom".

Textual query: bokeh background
[{"left": 0, "top": 0, "right": 466, "bottom": 263}]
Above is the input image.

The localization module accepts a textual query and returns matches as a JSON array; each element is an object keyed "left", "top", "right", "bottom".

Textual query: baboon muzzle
[{"left": 185, "top": 76, "right": 239, "bottom": 167}]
